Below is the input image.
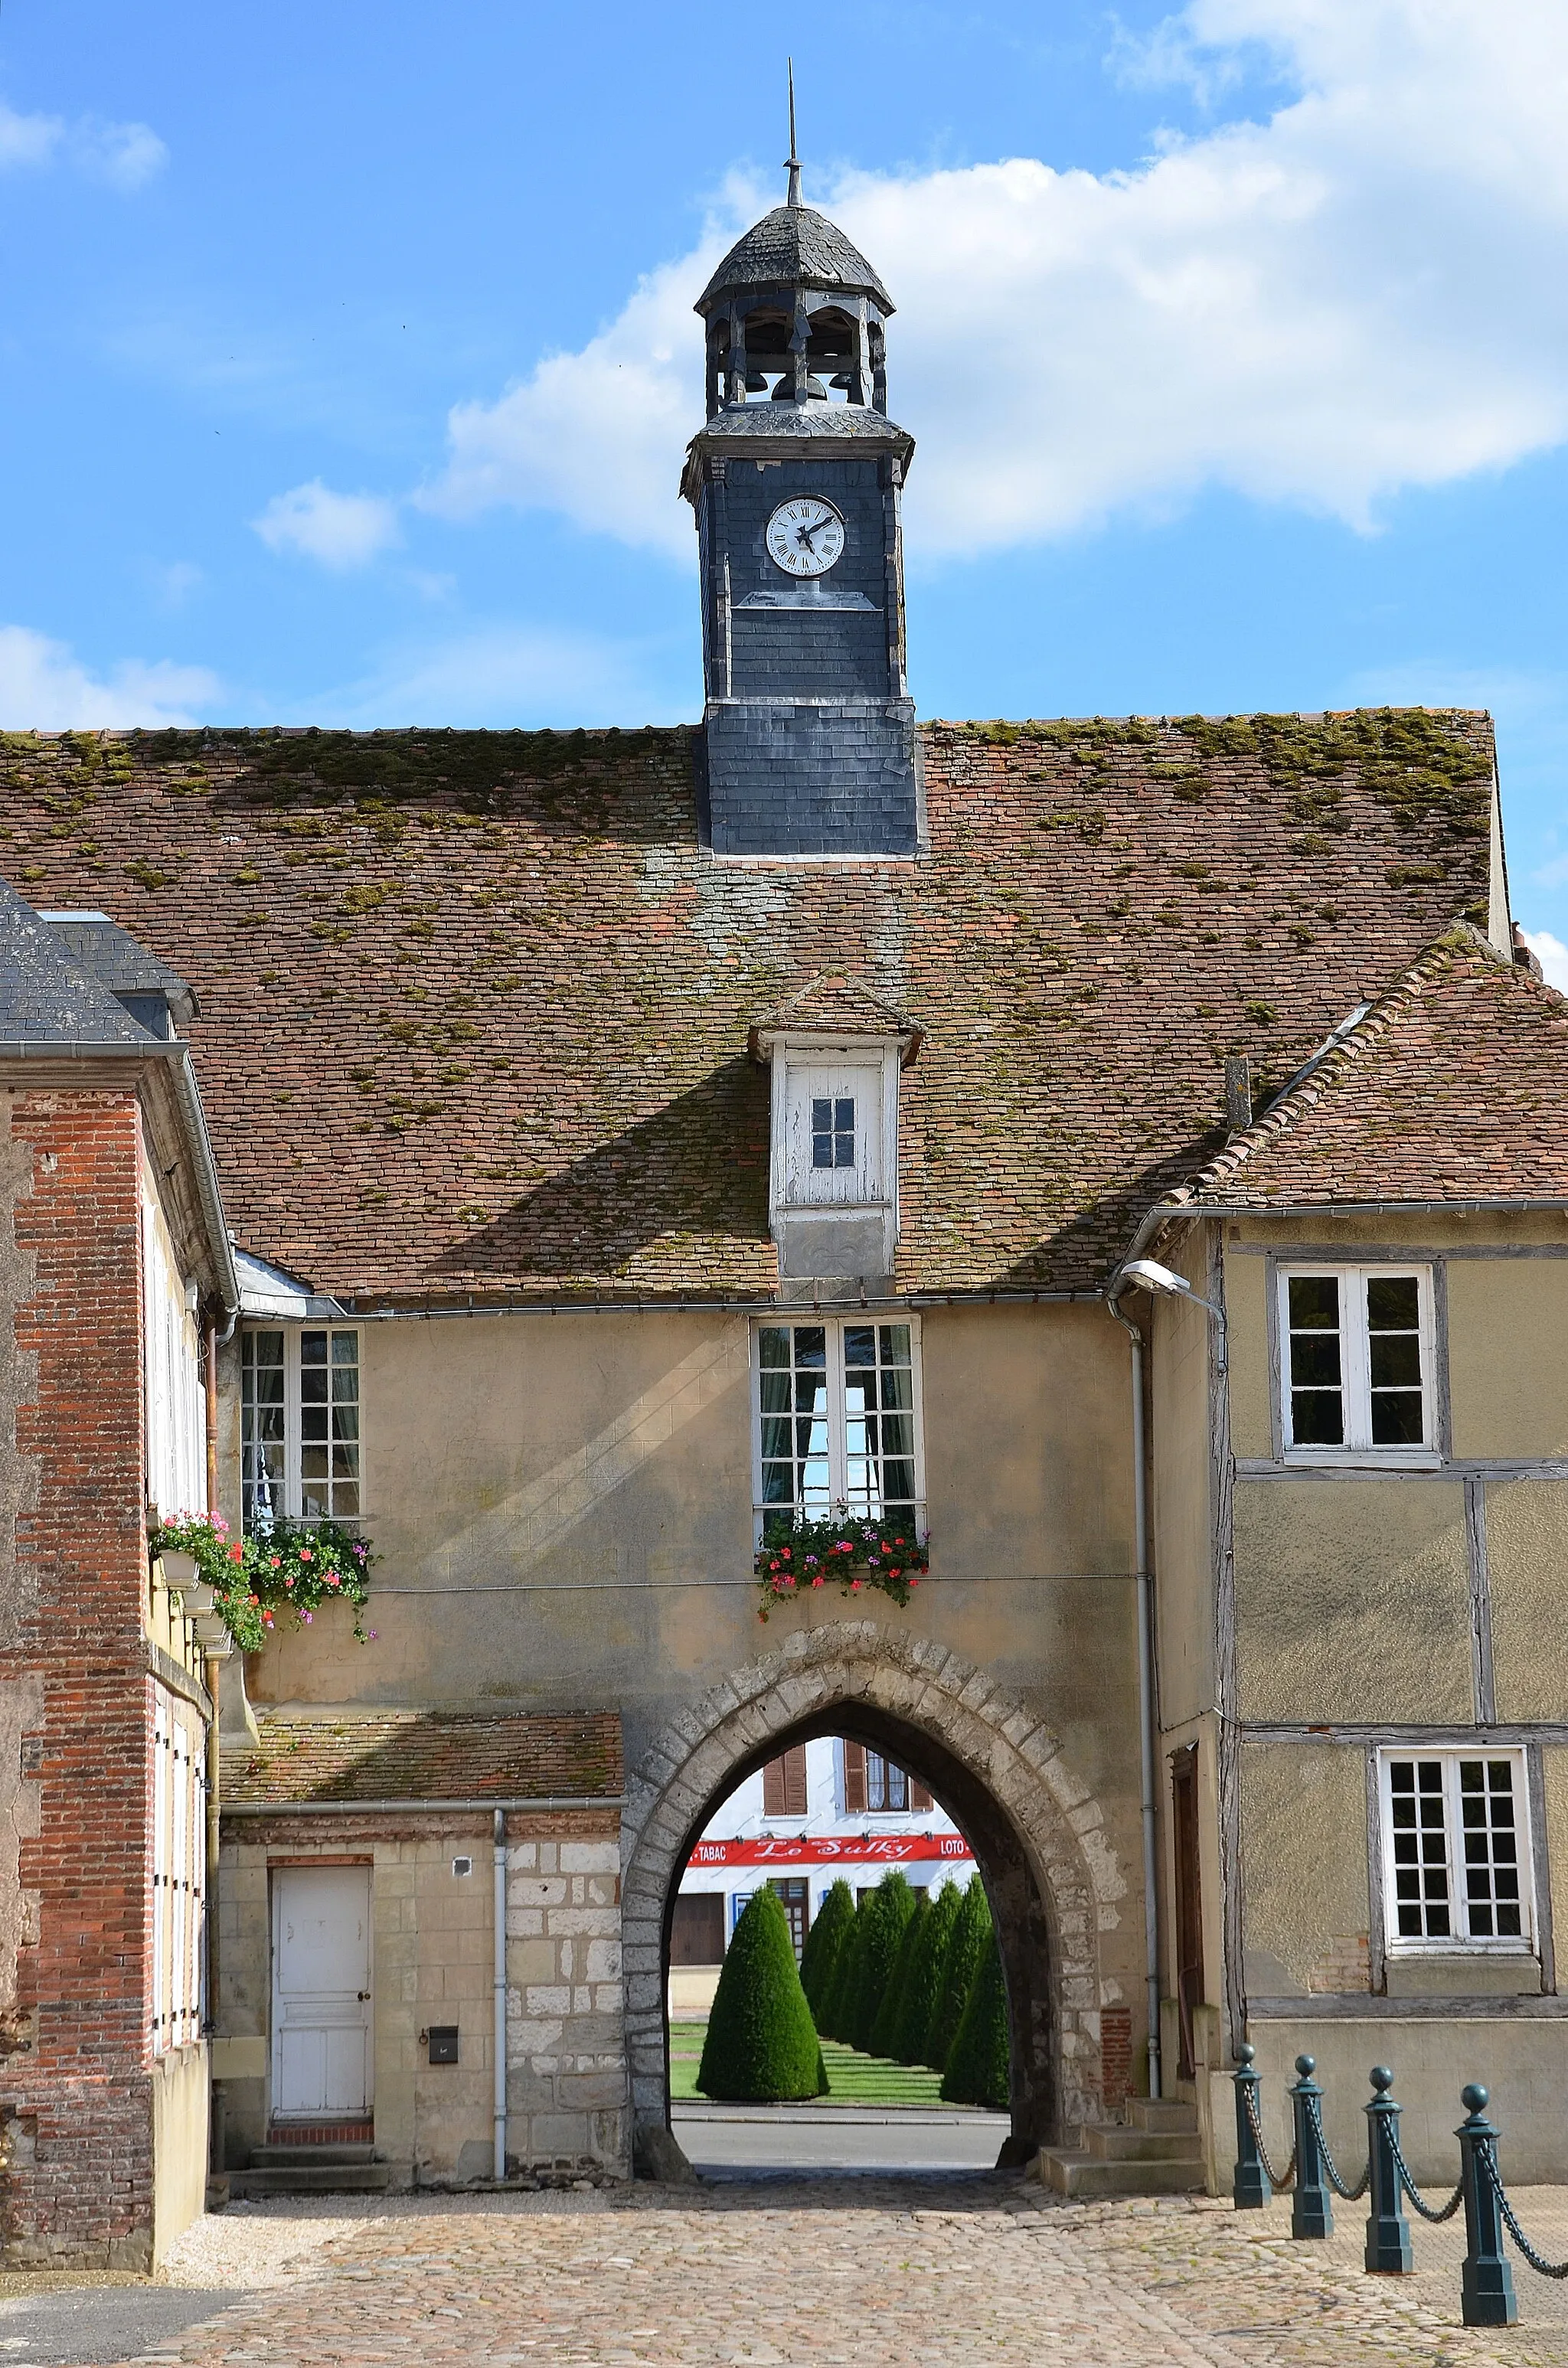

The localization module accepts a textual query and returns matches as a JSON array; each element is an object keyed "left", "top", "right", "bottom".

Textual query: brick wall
[{"left": 0, "top": 1090, "right": 162, "bottom": 2268}]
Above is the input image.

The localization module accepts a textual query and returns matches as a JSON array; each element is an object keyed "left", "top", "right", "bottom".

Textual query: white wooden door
[{"left": 272, "top": 1866, "right": 372, "bottom": 2117}]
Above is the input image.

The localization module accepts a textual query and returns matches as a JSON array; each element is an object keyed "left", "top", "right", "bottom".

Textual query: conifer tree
[
  {"left": 846, "top": 1868, "right": 916, "bottom": 2054},
  {"left": 697, "top": 1886, "right": 828, "bottom": 2102},
  {"left": 799, "top": 1877, "right": 854, "bottom": 2027},
  {"left": 939, "top": 1926, "right": 1011, "bottom": 2109},
  {"left": 926, "top": 1873, "right": 991, "bottom": 2072},
  {"left": 890, "top": 1875, "right": 960, "bottom": 2066},
  {"left": 817, "top": 1890, "right": 865, "bottom": 2041},
  {"left": 870, "top": 1887, "right": 927, "bottom": 2058}
]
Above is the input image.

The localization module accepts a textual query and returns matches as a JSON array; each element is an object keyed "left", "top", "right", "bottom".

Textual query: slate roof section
[
  {"left": 222, "top": 1710, "right": 624, "bottom": 1807},
  {"left": 1168, "top": 930, "right": 1568, "bottom": 1210},
  {"left": 0, "top": 710, "right": 1500, "bottom": 1295},
  {"left": 697, "top": 203, "right": 893, "bottom": 313},
  {"left": 0, "top": 877, "right": 161, "bottom": 1048},
  {"left": 41, "top": 908, "right": 198, "bottom": 1026}
]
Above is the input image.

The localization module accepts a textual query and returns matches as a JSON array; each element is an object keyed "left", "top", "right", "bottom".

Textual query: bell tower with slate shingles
[{"left": 682, "top": 137, "right": 920, "bottom": 857}]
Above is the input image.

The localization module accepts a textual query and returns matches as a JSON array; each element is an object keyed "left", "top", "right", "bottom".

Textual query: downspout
[
  {"left": 493, "top": 1808, "right": 508, "bottom": 2179},
  {"left": 1109, "top": 1295, "right": 1161, "bottom": 2103}
]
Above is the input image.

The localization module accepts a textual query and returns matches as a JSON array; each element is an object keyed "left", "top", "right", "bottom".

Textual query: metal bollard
[
  {"left": 1364, "top": 2066, "right": 1413, "bottom": 2274},
  {"left": 1232, "top": 2041, "right": 1271, "bottom": 2210},
  {"left": 1457, "top": 2085, "right": 1518, "bottom": 2328},
  {"left": 1289, "top": 2054, "right": 1333, "bottom": 2239}
]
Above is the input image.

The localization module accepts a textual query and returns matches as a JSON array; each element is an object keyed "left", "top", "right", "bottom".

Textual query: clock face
[{"left": 766, "top": 496, "right": 846, "bottom": 579}]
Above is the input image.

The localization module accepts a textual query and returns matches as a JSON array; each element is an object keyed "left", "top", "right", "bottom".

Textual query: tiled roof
[
  {"left": 41, "top": 908, "right": 198, "bottom": 1023},
  {"left": 0, "top": 877, "right": 160, "bottom": 1048},
  {"left": 1169, "top": 930, "right": 1568, "bottom": 1210},
  {"left": 0, "top": 710, "right": 1499, "bottom": 1295},
  {"left": 221, "top": 1709, "right": 623, "bottom": 1806}
]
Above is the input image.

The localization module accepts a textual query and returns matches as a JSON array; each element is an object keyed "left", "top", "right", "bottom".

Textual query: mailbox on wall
[{"left": 424, "top": 2025, "right": 459, "bottom": 2065}]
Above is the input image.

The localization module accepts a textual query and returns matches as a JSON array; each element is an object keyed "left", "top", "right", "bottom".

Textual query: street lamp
[{"left": 1118, "top": 1258, "right": 1228, "bottom": 1373}]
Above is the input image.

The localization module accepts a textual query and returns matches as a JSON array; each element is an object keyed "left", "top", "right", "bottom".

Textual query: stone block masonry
[{"left": 505, "top": 1820, "right": 628, "bottom": 2177}]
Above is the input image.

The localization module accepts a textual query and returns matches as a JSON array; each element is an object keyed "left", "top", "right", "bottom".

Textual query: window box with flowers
[
  {"left": 152, "top": 1511, "right": 377, "bottom": 1652},
  {"left": 755, "top": 1507, "right": 930, "bottom": 1622}
]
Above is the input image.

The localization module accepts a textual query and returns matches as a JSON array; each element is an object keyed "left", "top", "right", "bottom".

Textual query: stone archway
[{"left": 619, "top": 1620, "right": 1129, "bottom": 2154}]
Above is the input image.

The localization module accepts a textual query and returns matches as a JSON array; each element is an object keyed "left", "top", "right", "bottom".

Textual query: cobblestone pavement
[{"left": 128, "top": 2176, "right": 1568, "bottom": 2368}]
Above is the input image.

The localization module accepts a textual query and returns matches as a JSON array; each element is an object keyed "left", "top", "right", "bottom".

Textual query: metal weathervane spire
[{"left": 786, "top": 58, "right": 801, "bottom": 207}]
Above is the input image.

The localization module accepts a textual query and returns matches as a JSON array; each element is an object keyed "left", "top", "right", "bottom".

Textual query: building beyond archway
[{"left": 620, "top": 1622, "right": 1130, "bottom": 2157}]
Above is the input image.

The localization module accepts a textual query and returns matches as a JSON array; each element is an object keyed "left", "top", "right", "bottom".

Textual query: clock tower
[{"left": 681, "top": 146, "right": 919, "bottom": 857}]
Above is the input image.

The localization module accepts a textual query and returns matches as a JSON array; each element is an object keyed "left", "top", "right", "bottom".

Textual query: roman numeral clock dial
[{"left": 766, "top": 495, "right": 845, "bottom": 578}]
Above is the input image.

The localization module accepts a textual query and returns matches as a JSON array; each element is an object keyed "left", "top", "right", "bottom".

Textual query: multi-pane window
[
  {"left": 1280, "top": 1267, "right": 1433, "bottom": 1453},
  {"left": 867, "top": 1752, "right": 908, "bottom": 1812},
  {"left": 754, "top": 1320, "right": 921, "bottom": 1541},
  {"left": 812, "top": 1097, "right": 856, "bottom": 1171},
  {"left": 242, "top": 1326, "right": 361, "bottom": 1527},
  {"left": 1380, "top": 1752, "right": 1532, "bottom": 1949}
]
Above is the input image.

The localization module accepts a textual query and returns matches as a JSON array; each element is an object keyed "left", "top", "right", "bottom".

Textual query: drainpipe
[
  {"left": 1110, "top": 1299, "right": 1161, "bottom": 2103},
  {"left": 493, "top": 1808, "right": 508, "bottom": 2179}
]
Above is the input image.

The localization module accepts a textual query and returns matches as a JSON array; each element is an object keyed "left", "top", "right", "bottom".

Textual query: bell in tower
[{"left": 681, "top": 102, "right": 920, "bottom": 857}]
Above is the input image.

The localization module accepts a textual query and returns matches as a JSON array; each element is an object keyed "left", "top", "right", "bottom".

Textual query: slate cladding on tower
[{"left": 684, "top": 174, "right": 920, "bottom": 857}]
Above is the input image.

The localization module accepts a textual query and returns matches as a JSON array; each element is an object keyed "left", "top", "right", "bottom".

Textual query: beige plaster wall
[
  {"left": 1221, "top": 1239, "right": 1271, "bottom": 1464},
  {"left": 240, "top": 1304, "right": 1144, "bottom": 1877},
  {"left": 1150, "top": 1231, "right": 1217, "bottom": 1731},
  {"left": 1233, "top": 1480, "right": 1471, "bottom": 1723},
  {"left": 1241, "top": 2018, "right": 1568, "bottom": 2187},
  {"left": 1543, "top": 1748, "right": 1568, "bottom": 1954},
  {"left": 1483, "top": 1481, "right": 1568, "bottom": 1723},
  {"left": 1239, "top": 1743, "right": 1370, "bottom": 1998},
  {"left": 151, "top": 2044, "right": 208, "bottom": 2264},
  {"left": 1449, "top": 1259, "right": 1568, "bottom": 1460}
]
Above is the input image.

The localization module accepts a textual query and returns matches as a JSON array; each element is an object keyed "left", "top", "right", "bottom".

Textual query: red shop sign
[{"left": 686, "top": 1833, "right": 973, "bottom": 1868}]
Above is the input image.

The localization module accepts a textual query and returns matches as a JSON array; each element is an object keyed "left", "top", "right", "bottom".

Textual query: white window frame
[
  {"left": 1377, "top": 1747, "right": 1536, "bottom": 1957},
  {"left": 1277, "top": 1263, "right": 1438, "bottom": 1464},
  {"left": 750, "top": 1315, "right": 926, "bottom": 1542},
  {"left": 241, "top": 1323, "right": 364, "bottom": 1527}
]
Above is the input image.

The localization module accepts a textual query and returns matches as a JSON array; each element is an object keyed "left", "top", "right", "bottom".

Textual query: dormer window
[{"left": 750, "top": 980, "right": 920, "bottom": 1288}]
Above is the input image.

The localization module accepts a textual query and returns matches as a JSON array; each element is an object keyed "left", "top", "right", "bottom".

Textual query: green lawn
[{"left": 669, "top": 2020, "right": 956, "bottom": 2106}]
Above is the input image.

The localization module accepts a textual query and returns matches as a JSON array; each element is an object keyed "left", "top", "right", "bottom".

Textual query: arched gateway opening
[{"left": 621, "top": 1623, "right": 1129, "bottom": 2164}]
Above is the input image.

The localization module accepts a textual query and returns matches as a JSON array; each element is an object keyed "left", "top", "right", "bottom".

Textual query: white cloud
[
  {"left": 0, "top": 625, "right": 218, "bottom": 729},
  {"left": 418, "top": 0, "right": 1568, "bottom": 559},
  {"left": 253, "top": 480, "right": 401, "bottom": 570},
  {"left": 1520, "top": 929, "right": 1568, "bottom": 993},
  {"left": 0, "top": 97, "right": 166, "bottom": 187},
  {"left": 329, "top": 625, "right": 688, "bottom": 730}
]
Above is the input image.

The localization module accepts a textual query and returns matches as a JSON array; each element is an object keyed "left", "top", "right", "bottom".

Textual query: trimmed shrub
[
  {"left": 870, "top": 1888, "right": 928, "bottom": 2058},
  {"left": 697, "top": 1887, "right": 829, "bottom": 2101},
  {"left": 846, "top": 1869, "right": 916, "bottom": 2054},
  {"left": 940, "top": 1927, "right": 1011, "bottom": 2108},
  {"left": 799, "top": 1878, "right": 854, "bottom": 2026},
  {"left": 817, "top": 1891, "right": 866, "bottom": 2041},
  {"left": 890, "top": 1876, "right": 960, "bottom": 2066},
  {"left": 926, "top": 1874, "right": 991, "bottom": 2072}
]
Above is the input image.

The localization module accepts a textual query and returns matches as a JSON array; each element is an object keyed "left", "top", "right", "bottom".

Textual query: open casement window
[
  {"left": 241, "top": 1324, "right": 361, "bottom": 1527},
  {"left": 753, "top": 1318, "right": 923, "bottom": 1543},
  {"left": 762, "top": 1747, "right": 808, "bottom": 1818},
  {"left": 1279, "top": 1266, "right": 1435, "bottom": 1457},
  {"left": 1379, "top": 1750, "right": 1534, "bottom": 1952},
  {"left": 841, "top": 1743, "right": 932, "bottom": 1815}
]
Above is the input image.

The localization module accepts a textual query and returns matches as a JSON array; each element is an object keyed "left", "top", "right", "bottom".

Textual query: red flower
[
  {"left": 887, "top": 1568, "right": 900, "bottom": 1579},
  {"left": 247, "top": 1593, "right": 260, "bottom": 1606},
  {"left": 850, "top": 1579, "right": 863, "bottom": 1592},
  {"left": 299, "top": 1548, "right": 314, "bottom": 1563},
  {"left": 228, "top": 1543, "right": 243, "bottom": 1562}
]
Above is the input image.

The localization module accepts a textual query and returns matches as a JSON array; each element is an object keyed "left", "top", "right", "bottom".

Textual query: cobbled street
[{"left": 87, "top": 2176, "right": 1568, "bottom": 2368}]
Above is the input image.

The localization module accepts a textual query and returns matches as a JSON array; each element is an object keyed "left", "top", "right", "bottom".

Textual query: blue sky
[{"left": 3, "top": 0, "right": 1568, "bottom": 962}]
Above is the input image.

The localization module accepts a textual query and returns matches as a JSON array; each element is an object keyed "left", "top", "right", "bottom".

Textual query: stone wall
[{"left": 505, "top": 1818, "right": 628, "bottom": 2176}]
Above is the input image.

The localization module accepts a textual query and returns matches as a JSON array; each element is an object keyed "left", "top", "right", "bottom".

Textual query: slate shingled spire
[{"left": 684, "top": 112, "right": 919, "bottom": 857}]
